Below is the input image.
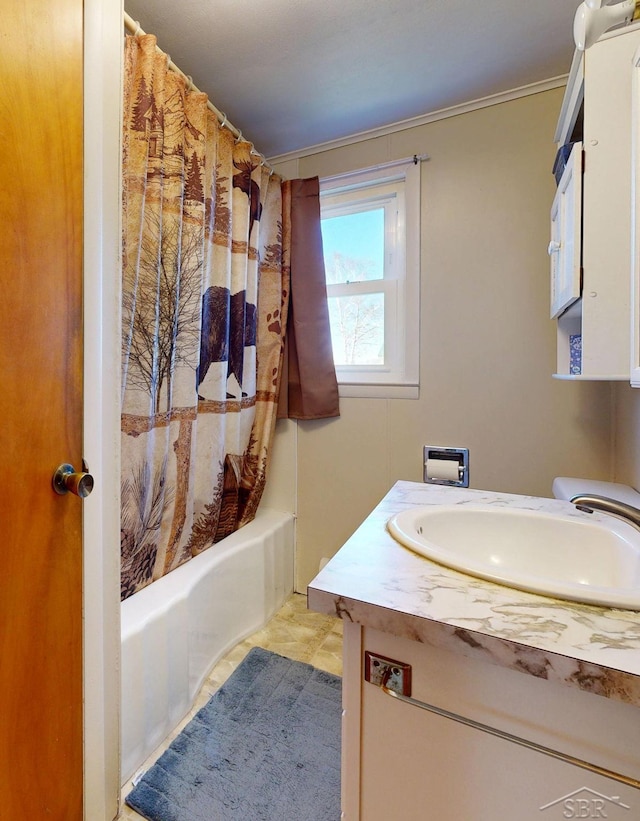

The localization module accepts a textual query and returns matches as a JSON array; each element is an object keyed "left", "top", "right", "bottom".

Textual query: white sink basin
[{"left": 387, "top": 504, "right": 640, "bottom": 609}]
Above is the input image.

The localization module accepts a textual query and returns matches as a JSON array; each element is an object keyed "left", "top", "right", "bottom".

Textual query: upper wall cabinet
[
  {"left": 551, "top": 25, "right": 640, "bottom": 380},
  {"left": 550, "top": 141, "right": 582, "bottom": 320}
]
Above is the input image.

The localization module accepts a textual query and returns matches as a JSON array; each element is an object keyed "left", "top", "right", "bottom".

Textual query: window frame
[{"left": 319, "top": 159, "right": 420, "bottom": 399}]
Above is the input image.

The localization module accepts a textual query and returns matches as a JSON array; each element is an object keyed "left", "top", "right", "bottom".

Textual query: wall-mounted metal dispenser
[{"left": 423, "top": 446, "right": 469, "bottom": 487}]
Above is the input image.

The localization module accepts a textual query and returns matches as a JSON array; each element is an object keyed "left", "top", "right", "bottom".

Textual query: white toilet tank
[{"left": 553, "top": 476, "right": 640, "bottom": 506}]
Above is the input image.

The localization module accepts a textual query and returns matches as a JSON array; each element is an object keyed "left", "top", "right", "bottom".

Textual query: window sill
[{"left": 338, "top": 383, "right": 419, "bottom": 399}]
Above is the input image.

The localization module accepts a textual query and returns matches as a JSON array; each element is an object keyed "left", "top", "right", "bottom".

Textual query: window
[{"left": 320, "top": 159, "right": 420, "bottom": 398}]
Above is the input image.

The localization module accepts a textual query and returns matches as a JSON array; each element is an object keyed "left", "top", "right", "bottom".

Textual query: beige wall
[
  {"left": 271, "top": 88, "right": 616, "bottom": 591},
  {"left": 614, "top": 385, "right": 640, "bottom": 487}
]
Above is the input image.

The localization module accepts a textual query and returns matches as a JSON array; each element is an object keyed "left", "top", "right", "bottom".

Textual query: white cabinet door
[
  {"left": 345, "top": 626, "right": 640, "bottom": 821},
  {"left": 550, "top": 142, "right": 582, "bottom": 319}
]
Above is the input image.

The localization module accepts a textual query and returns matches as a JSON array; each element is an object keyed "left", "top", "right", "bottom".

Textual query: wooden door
[{"left": 0, "top": 0, "right": 84, "bottom": 817}]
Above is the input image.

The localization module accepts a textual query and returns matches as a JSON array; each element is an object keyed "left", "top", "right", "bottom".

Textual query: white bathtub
[{"left": 120, "top": 508, "right": 295, "bottom": 784}]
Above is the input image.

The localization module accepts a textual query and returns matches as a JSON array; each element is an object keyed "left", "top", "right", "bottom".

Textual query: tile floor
[{"left": 120, "top": 592, "right": 343, "bottom": 820}]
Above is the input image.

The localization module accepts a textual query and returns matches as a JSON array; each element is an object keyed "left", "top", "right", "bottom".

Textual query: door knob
[{"left": 52, "top": 463, "right": 94, "bottom": 498}]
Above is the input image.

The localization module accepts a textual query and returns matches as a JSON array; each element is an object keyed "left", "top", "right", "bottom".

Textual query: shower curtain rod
[{"left": 123, "top": 11, "right": 275, "bottom": 174}]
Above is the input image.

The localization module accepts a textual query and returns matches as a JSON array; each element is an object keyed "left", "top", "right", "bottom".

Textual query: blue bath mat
[{"left": 125, "top": 647, "right": 342, "bottom": 821}]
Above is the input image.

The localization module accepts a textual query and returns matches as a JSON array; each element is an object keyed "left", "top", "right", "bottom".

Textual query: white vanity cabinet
[
  {"left": 307, "top": 481, "right": 640, "bottom": 821},
  {"left": 342, "top": 623, "right": 639, "bottom": 821},
  {"left": 552, "top": 26, "right": 640, "bottom": 379}
]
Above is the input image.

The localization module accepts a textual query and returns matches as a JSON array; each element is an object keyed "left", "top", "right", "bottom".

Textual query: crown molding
[{"left": 268, "top": 75, "right": 569, "bottom": 165}]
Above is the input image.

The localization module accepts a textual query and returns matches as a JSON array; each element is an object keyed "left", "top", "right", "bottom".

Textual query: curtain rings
[
  {"left": 235, "top": 130, "right": 244, "bottom": 144},
  {"left": 185, "top": 75, "right": 194, "bottom": 94},
  {"left": 259, "top": 158, "right": 275, "bottom": 177},
  {"left": 255, "top": 154, "right": 274, "bottom": 176},
  {"left": 260, "top": 156, "right": 275, "bottom": 176},
  {"left": 133, "top": 20, "right": 142, "bottom": 37},
  {"left": 219, "top": 112, "right": 228, "bottom": 130}
]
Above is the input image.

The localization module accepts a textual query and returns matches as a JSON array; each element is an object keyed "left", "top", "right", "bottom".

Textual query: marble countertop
[{"left": 307, "top": 480, "right": 640, "bottom": 706}]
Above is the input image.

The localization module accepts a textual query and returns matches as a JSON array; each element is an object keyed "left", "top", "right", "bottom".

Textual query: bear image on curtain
[
  {"left": 233, "top": 157, "right": 263, "bottom": 239},
  {"left": 197, "top": 286, "right": 257, "bottom": 399}
]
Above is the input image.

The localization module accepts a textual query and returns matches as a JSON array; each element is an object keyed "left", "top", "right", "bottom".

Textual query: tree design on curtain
[
  {"left": 120, "top": 458, "right": 173, "bottom": 599},
  {"left": 120, "top": 34, "right": 289, "bottom": 599},
  {"left": 185, "top": 153, "right": 204, "bottom": 202},
  {"left": 123, "top": 211, "right": 203, "bottom": 415}
]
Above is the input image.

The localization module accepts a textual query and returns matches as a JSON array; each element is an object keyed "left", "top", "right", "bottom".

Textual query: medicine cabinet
[
  {"left": 549, "top": 141, "right": 582, "bottom": 321},
  {"left": 551, "top": 25, "right": 640, "bottom": 380}
]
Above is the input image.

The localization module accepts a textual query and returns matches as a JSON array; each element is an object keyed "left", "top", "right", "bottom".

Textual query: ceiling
[{"left": 123, "top": 0, "right": 581, "bottom": 159}]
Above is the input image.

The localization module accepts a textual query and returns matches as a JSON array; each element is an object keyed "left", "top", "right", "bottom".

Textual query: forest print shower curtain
[{"left": 120, "top": 34, "right": 288, "bottom": 599}]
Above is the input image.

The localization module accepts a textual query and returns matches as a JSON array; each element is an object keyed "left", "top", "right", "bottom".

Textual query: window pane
[
  {"left": 328, "top": 293, "right": 385, "bottom": 365},
  {"left": 321, "top": 209, "right": 384, "bottom": 284}
]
